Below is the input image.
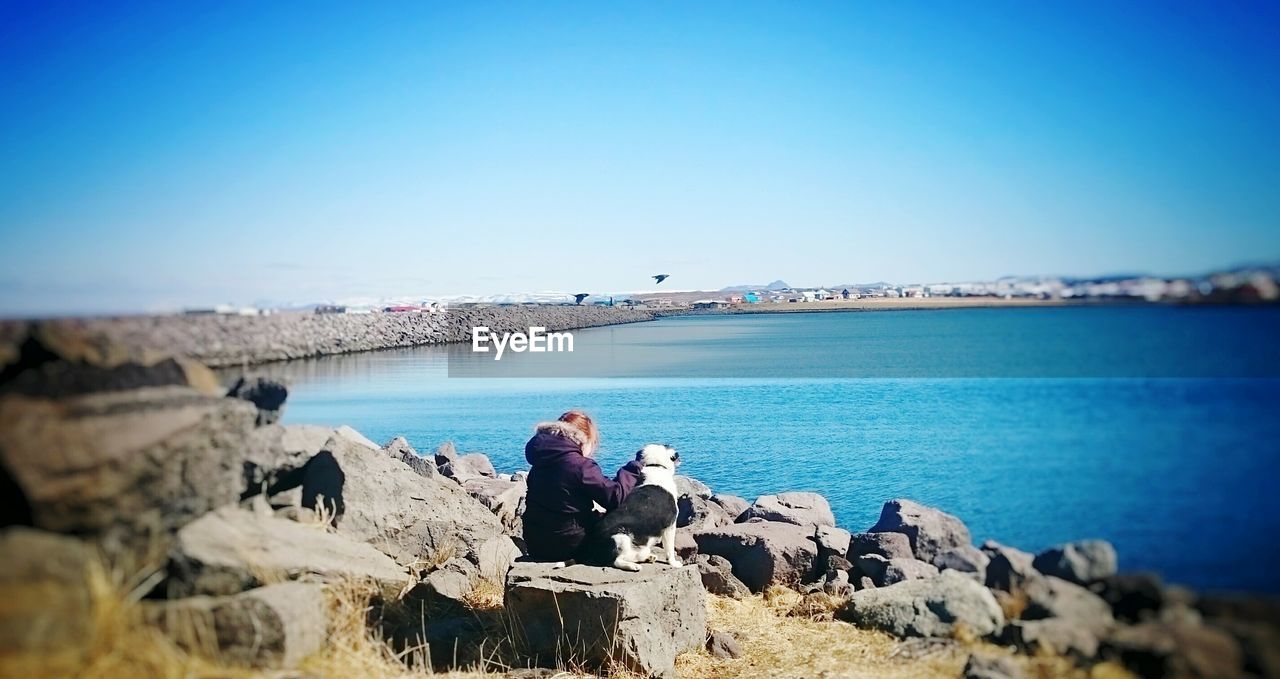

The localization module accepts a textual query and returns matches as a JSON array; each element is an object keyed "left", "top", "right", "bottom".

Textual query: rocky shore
[
  {"left": 0, "top": 305, "right": 656, "bottom": 369},
  {"left": 2, "top": 326, "right": 1277, "bottom": 678}
]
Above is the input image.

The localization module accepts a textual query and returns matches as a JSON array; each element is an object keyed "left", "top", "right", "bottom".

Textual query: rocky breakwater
[{"left": 0, "top": 304, "right": 655, "bottom": 369}]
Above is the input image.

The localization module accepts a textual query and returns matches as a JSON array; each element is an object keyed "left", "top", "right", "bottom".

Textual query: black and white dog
[{"left": 579, "top": 444, "right": 682, "bottom": 571}]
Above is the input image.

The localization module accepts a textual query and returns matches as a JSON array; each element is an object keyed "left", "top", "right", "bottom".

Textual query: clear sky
[{"left": 2, "top": 1, "right": 1278, "bottom": 314}]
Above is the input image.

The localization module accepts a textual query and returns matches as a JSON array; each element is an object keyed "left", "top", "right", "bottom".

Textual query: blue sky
[{"left": 2, "top": 1, "right": 1278, "bottom": 314}]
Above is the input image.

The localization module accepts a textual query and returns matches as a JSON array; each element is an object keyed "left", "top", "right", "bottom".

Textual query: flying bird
[
  {"left": 652, "top": 274, "right": 670, "bottom": 284},
  {"left": 573, "top": 293, "right": 589, "bottom": 305}
]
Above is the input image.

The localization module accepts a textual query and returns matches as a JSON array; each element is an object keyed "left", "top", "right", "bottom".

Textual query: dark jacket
[{"left": 522, "top": 421, "right": 643, "bottom": 561}]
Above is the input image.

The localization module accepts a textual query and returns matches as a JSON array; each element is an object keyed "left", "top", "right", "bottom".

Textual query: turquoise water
[{"left": 253, "top": 307, "right": 1280, "bottom": 593}]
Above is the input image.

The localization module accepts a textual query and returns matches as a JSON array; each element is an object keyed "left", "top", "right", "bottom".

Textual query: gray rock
[
  {"left": 879, "top": 558, "right": 940, "bottom": 587},
  {"left": 334, "top": 424, "right": 379, "bottom": 450},
  {"left": 1033, "top": 540, "right": 1117, "bottom": 586},
  {"left": 505, "top": 562, "right": 705, "bottom": 679},
  {"left": 1102, "top": 621, "right": 1244, "bottom": 679},
  {"left": 740, "top": 492, "right": 835, "bottom": 528},
  {"left": 677, "top": 493, "right": 732, "bottom": 531},
  {"left": 476, "top": 535, "right": 522, "bottom": 582},
  {"left": 1023, "top": 575, "right": 1115, "bottom": 636},
  {"left": 858, "top": 576, "right": 876, "bottom": 591},
  {"left": 463, "top": 476, "right": 526, "bottom": 535},
  {"left": 982, "top": 540, "right": 1038, "bottom": 592},
  {"left": 300, "top": 434, "right": 504, "bottom": 566},
  {"left": 225, "top": 375, "right": 288, "bottom": 425},
  {"left": 815, "top": 525, "right": 852, "bottom": 572},
  {"left": 382, "top": 436, "right": 436, "bottom": 478},
  {"left": 458, "top": 453, "right": 496, "bottom": 479},
  {"left": 0, "top": 386, "right": 257, "bottom": 561},
  {"left": 709, "top": 493, "right": 749, "bottom": 521},
  {"left": 169, "top": 505, "right": 409, "bottom": 599},
  {"left": 676, "top": 475, "right": 713, "bottom": 499},
  {"left": 1001, "top": 618, "right": 1100, "bottom": 659},
  {"left": 143, "top": 583, "right": 325, "bottom": 669},
  {"left": 963, "top": 652, "right": 1024, "bottom": 679},
  {"left": 1089, "top": 572, "right": 1165, "bottom": 623},
  {"left": 868, "top": 499, "right": 971, "bottom": 563},
  {"left": 693, "top": 521, "right": 818, "bottom": 592},
  {"left": 706, "top": 630, "right": 743, "bottom": 659},
  {"left": 849, "top": 531, "right": 915, "bottom": 561},
  {"left": 242, "top": 423, "right": 333, "bottom": 499},
  {"left": 823, "top": 569, "right": 855, "bottom": 598},
  {"left": 934, "top": 544, "right": 990, "bottom": 581},
  {"left": 856, "top": 553, "right": 890, "bottom": 582},
  {"left": 692, "top": 554, "right": 750, "bottom": 598},
  {"left": 418, "top": 566, "right": 473, "bottom": 608},
  {"left": 0, "top": 528, "right": 94, "bottom": 657},
  {"left": 836, "top": 570, "right": 1005, "bottom": 638}
]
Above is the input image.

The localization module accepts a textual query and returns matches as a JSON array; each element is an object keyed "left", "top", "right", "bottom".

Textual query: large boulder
[
  {"left": 999, "top": 619, "right": 1100, "bottom": 659},
  {"left": 814, "top": 525, "right": 852, "bottom": 573},
  {"left": 849, "top": 531, "right": 915, "bottom": 561},
  {"left": 677, "top": 493, "right": 733, "bottom": 531},
  {"left": 676, "top": 475, "right": 712, "bottom": 500},
  {"left": 382, "top": 436, "right": 436, "bottom": 479},
  {"left": 0, "top": 528, "right": 94, "bottom": 660},
  {"left": 933, "top": 544, "right": 990, "bottom": 581},
  {"left": 880, "top": 558, "right": 940, "bottom": 587},
  {"left": 0, "top": 386, "right": 257, "bottom": 559},
  {"left": 708, "top": 494, "right": 749, "bottom": 521},
  {"left": 225, "top": 376, "right": 288, "bottom": 425},
  {"left": 693, "top": 522, "right": 818, "bottom": 592},
  {"left": 299, "top": 434, "right": 504, "bottom": 566},
  {"left": 740, "top": 492, "right": 835, "bottom": 528},
  {"left": 168, "top": 506, "right": 409, "bottom": 599},
  {"left": 1022, "top": 575, "right": 1115, "bottom": 636},
  {"left": 837, "top": 570, "right": 1005, "bottom": 638},
  {"left": 1102, "top": 621, "right": 1244, "bottom": 679},
  {"left": 1032, "top": 540, "right": 1117, "bottom": 586},
  {"left": 463, "top": 476, "right": 527, "bottom": 536},
  {"left": 242, "top": 424, "right": 333, "bottom": 499},
  {"left": 690, "top": 554, "right": 750, "bottom": 598},
  {"left": 982, "top": 540, "right": 1038, "bottom": 592},
  {"left": 868, "top": 499, "right": 971, "bottom": 563},
  {"left": 143, "top": 583, "right": 326, "bottom": 669},
  {"left": 505, "top": 562, "right": 705, "bottom": 679}
]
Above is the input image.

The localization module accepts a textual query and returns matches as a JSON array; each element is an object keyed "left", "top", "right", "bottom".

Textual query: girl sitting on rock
[{"left": 523, "top": 410, "right": 643, "bottom": 562}]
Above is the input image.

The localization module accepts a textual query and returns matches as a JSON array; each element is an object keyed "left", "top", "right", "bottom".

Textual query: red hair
[{"left": 558, "top": 410, "right": 600, "bottom": 456}]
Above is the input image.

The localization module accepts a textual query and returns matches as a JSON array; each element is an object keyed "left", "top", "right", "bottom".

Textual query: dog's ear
[
  {"left": 670, "top": 448, "right": 679, "bottom": 462},
  {"left": 635, "top": 448, "right": 646, "bottom": 461}
]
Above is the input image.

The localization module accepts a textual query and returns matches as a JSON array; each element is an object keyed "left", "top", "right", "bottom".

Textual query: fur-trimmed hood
[{"left": 531, "top": 420, "right": 591, "bottom": 450}]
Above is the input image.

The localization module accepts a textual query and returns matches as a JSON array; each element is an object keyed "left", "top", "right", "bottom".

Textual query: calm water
[{"left": 250, "top": 307, "right": 1280, "bottom": 593}]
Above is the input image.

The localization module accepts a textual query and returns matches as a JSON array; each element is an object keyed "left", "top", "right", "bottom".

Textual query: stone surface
[
  {"left": 999, "top": 619, "right": 1100, "bottom": 659},
  {"left": 300, "top": 434, "right": 504, "bottom": 565},
  {"left": 169, "top": 506, "right": 409, "bottom": 599},
  {"left": 837, "top": 570, "right": 1005, "bottom": 638},
  {"left": 458, "top": 453, "right": 497, "bottom": 479},
  {"left": 143, "top": 583, "right": 325, "bottom": 669},
  {"left": 814, "top": 525, "right": 852, "bottom": 572},
  {"left": 677, "top": 493, "right": 732, "bottom": 531},
  {"left": 504, "top": 562, "right": 705, "bottom": 679},
  {"left": 878, "top": 558, "right": 940, "bottom": 587},
  {"left": 706, "top": 630, "right": 743, "bottom": 659},
  {"left": 382, "top": 436, "right": 436, "bottom": 478},
  {"left": 1103, "top": 621, "right": 1244, "bottom": 679},
  {"left": 242, "top": 423, "right": 333, "bottom": 499},
  {"left": 1033, "top": 540, "right": 1117, "bottom": 585},
  {"left": 982, "top": 541, "right": 1038, "bottom": 592},
  {"left": 0, "top": 386, "right": 257, "bottom": 558},
  {"left": 691, "top": 554, "right": 750, "bottom": 598},
  {"left": 1090, "top": 572, "right": 1165, "bottom": 623},
  {"left": 463, "top": 476, "right": 527, "bottom": 535},
  {"left": 740, "top": 492, "right": 835, "bottom": 528},
  {"left": 963, "top": 652, "right": 1024, "bottom": 679},
  {"left": 709, "top": 494, "right": 749, "bottom": 521},
  {"left": 1023, "top": 575, "right": 1115, "bottom": 636},
  {"left": 868, "top": 499, "right": 971, "bottom": 563},
  {"left": 693, "top": 521, "right": 818, "bottom": 592},
  {"left": 849, "top": 531, "right": 915, "bottom": 561},
  {"left": 476, "top": 535, "right": 522, "bottom": 582},
  {"left": 676, "top": 475, "right": 713, "bottom": 500},
  {"left": 934, "top": 544, "right": 990, "bottom": 580},
  {"left": 224, "top": 375, "right": 288, "bottom": 425},
  {"left": 0, "top": 528, "right": 93, "bottom": 658}
]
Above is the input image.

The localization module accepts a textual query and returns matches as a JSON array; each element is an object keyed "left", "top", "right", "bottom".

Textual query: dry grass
[{"left": 461, "top": 574, "right": 506, "bottom": 612}]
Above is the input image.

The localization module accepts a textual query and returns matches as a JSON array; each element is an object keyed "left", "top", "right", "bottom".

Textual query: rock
[
  {"left": 963, "top": 652, "right": 1024, "bottom": 679},
  {"left": 458, "top": 453, "right": 496, "bottom": 479},
  {"left": 934, "top": 544, "right": 989, "bottom": 581},
  {"left": 999, "top": 619, "right": 1100, "bottom": 659},
  {"left": 982, "top": 540, "right": 1038, "bottom": 592},
  {"left": 706, "top": 630, "right": 743, "bottom": 659},
  {"left": 693, "top": 522, "right": 818, "bottom": 592},
  {"left": 849, "top": 531, "right": 915, "bottom": 561},
  {"left": 868, "top": 499, "right": 971, "bottom": 563},
  {"left": 1033, "top": 540, "right": 1117, "bottom": 585},
  {"left": 418, "top": 566, "right": 473, "bottom": 608},
  {"left": 0, "top": 322, "right": 221, "bottom": 398},
  {"left": 836, "top": 570, "right": 1005, "bottom": 638},
  {"left": 505, "top": 562, "right": 705, "bottom": 679},
  {"left": 814, "top": 525, "right": 852, "bottom": 572},
  {"left": 168, "top": 506, "right": 409, "bottom": 599},
  {"left": 242, "top": 423, "right": 333, "bottom": 499},
  {"left": 1090, "top": 572, "right": 1166, "bottom": 623},
  {"left": 676, "top": 475, "right": 713, "bottom": 499},
  {"left": 1022, "top": 576, "right": 1114, "bottom": 636},
  {"left": 677, "top": 493, "right": 732, "bottom": 531},
  {"left": 675, "top": 528, "right": 699, "bottom": 560},
  {"left": 0, "top": 528, "right": 94, "bottom": 659},
  {"left": 823, "top": 569, "right": 854, "bottom": 598},
  {"left": 334, "top": 424, "right": 379, "bottom": 450},
  {"left": 740, "top": 492, "right": 835, "bottom": 528},
  {"left": 1103, "top": 621, "right": 1244, "bottom": 679},
  {"left": 300, "top": 434, "right": 504, "bottom": 565},
  {"left": 463, "top": 476, "right": 526, "bottom": 535},
  {"left": 143, "top": 583, "right": 325, "bottom": 669},
  {"left": 0, "top": 386, "right": 257, "bottom": 559},
  {"left": 858, "top": 576, "right": 875, "bottom": 591},
  {"left": 878, "top": 558, "right": 940, "bottom": 587},
  {"left": 709, "top": 494, "right": 749, "bottom": 521},
  {"left": 434, "top": 441, "right": 463, "bottom": 480},
  {"left": 382, "top": 436, "right": 436, "bottom": 478},
  {"left": 476, "top": 535, "right": 521, "bottom": 582},
  {"left": 225, "top": 376, "right": 288, "bottom": 425},
  {"left": 692, "top": 554, "right": 750, "bottom": 598},
  {"left": 855, "top": 554, "right": 890, "bottom": 582}
]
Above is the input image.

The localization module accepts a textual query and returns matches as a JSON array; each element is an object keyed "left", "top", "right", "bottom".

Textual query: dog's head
[{"left": 635, "top": 443, "right": 679, "bottom": 472}]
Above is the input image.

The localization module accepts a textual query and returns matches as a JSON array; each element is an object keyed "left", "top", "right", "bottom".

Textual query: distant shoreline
[{"left": 656, "top": 296, "right": 1106, "bottom": 316}]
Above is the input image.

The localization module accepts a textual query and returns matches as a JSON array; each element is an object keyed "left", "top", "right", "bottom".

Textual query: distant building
[
  {"left": 315, "top": 304, "right": 346, "bottom": 314},
  {"left": 692, "top": 300, "right": 731, "bottom": 309}
]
